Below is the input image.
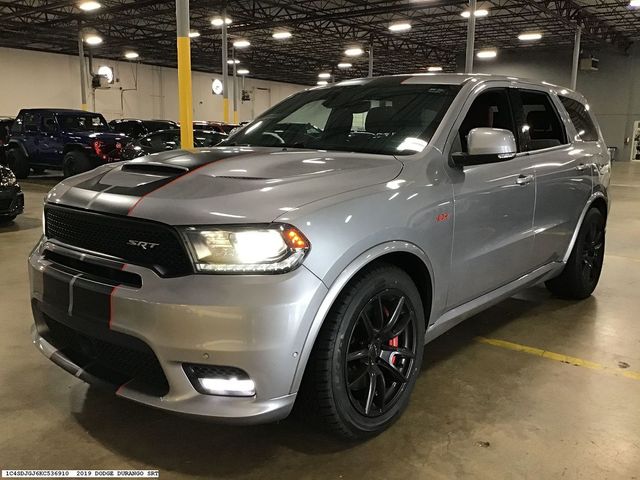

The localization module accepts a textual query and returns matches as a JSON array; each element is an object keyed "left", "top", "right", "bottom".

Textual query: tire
[
  {"left": 299, "top": 264, "right": 425, "bottom": 439},
  {"left": 0, "top": 215, "right": 17, "bottom": 224},
  {"left": 63, "top": 150, "right": 92, "bottom": 178},
  {"left": 546, "top": 208, "right": 606, "bottom": 300},
  {"left": 6, "top": 148, "right": 30, "bottom": 179}
]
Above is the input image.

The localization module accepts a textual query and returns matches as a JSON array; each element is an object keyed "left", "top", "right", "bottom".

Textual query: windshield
[
  {"left": 144, "top": 120, "right": 177, "bottom": 132},
  {"left": 223, "top": 83, "right": 460, "bottom": 155},
  {"left": 59, "top": 114, "right": 110, "bottom": 132}
]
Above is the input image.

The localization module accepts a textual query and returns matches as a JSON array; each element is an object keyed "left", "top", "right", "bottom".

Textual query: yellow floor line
[{"left": 475, "top": 337, "right": 640, "bottom": 381}]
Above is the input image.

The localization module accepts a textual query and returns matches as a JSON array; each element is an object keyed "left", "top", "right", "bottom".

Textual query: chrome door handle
[
  {"left": 576, "top": 163, "right": 589, "bottom": 172},
  {"left": 516, "top": 174, "right": 534, "bottom": 186}
]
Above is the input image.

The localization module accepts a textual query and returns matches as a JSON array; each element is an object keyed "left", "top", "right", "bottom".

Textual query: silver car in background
[{"left": 29, "top": 74, "right": 610, "bottom": 439}]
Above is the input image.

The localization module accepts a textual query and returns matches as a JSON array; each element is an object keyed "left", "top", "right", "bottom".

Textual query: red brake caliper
[{"left": 388, "top": 336, "right": 399, "bottom": 365}]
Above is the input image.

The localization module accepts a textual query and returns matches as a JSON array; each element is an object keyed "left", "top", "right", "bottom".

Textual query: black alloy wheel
[{"left": 345, "top": 290, "right": 418, "bottom": 417}]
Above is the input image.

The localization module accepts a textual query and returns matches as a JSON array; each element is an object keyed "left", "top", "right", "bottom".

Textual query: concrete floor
[{"left": 1, "top": 164, "right": 640, "bottom": 479}]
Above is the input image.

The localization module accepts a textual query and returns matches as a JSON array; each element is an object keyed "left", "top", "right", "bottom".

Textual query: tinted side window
[
  {"left": 24, "top": 113, "right": 40, "bottom": 133},
  {"left": 559, "top": 96, "right": 599, "bottom": 142},
  {"left": 519, "top": 90, "right": 567, "bottom": 151},
  {"left": 458, "top": 89, "right": 517, "bottom": 153}
]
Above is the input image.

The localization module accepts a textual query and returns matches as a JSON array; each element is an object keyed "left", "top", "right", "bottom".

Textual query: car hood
[{"left": 46, "top": 147, "right": 403, "bottom": 224}]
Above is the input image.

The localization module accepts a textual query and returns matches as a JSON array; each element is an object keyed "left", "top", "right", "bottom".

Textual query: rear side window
[
  {"left": 559, "top": 96, "right": 599, "bottom": 142},
  {"left": 519, "top": 90, "right": 567, "bottom": 151},
  {"left": 23, "top": 112, "right": 41, "bottom": 133}
]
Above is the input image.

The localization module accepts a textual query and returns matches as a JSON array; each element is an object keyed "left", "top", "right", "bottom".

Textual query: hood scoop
[{"left": 121, "top": 162, "right": 189, "bottom": 175}]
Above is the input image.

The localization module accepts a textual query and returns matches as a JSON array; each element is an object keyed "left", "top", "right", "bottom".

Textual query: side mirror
[{"left": 451, "top": 128, "right": 517, "bottom": 167}]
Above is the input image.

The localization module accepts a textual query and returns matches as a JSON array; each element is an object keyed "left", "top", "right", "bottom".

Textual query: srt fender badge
[
  {"left": 436, "top": 213, "right": 450, "bottom": 222},
  {"left": 127, "top": 240, "right": 160, "bottom": 250}
]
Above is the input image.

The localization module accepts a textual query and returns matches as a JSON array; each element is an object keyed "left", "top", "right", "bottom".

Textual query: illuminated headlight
[
  {"left": 0, "top": 169, "right": 17, "bottom": 187},
  {"left": 182, "top": 224, "right": 310, "bottom": 274}
]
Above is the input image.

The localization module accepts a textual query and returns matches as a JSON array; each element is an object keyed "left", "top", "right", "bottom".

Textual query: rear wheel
[
  {"left": 6, "top": 148, "right": 29, "bottom": 179},
  {"left": 0, "top": 215, "right": 17, "bottom": 225},
  {"left": 546, "top": 208, "right": 605, "bottom": 299},
  {"left": 63, "top": 150, "right": 92, "bottom": 178},
  {"left": 300, "top": 264, "right": 425, "bottom": 439}
]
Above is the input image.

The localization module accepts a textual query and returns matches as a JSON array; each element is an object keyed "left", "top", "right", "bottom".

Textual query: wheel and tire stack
[
  {"left": 546, "top": 208, "right": 606, "bottom": 299},
  {"left": 6, "top": 148, "right": 30, "bottom": 179},
  {"left": 63, "top": 150, "right": 92, "bottom": 178},
  {"left": 299, "top": 264, "right": 425, "bottom": 439}
]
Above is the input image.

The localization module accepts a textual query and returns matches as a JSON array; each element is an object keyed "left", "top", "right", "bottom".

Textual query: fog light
[{"left": 199, "top": 377, "right": 256, "bottom": 397}]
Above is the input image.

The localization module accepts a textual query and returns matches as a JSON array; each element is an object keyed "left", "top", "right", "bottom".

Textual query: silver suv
[{"left": 29, "top": 74, "right": 610, "bottom": 439}]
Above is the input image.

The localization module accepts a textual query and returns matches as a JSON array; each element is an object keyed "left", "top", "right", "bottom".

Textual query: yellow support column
[{"left": 176, "top": 0, "right": 194, "bottom": 149}]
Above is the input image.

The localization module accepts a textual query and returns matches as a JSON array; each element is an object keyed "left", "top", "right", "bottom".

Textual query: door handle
[
  {"left": 516, "top": 174, "right": 534, "bottom": 186},
  {"left": 576, "top": 163, "right": 589, "bottom": 172}
]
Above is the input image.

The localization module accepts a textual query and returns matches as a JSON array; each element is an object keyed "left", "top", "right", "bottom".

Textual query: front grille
[
  {"left": 44, "top": 314, "right": 169, "bottom": 397},
  {"left": 45, "top": 205, "right": 192, "bottom": 277}
]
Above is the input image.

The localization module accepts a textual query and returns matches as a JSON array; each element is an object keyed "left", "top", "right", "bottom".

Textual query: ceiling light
[
  {"left": 227, "top": 59, "right": 240, "bottom": 64},
  {"left": 78, "top": 1, "right": 101, "bottom": 11},
  {"left": 237, "top": 68, "right": 249, "bottom": 75},
  {"left": 272, "top": 31, "right": 292, "bottom": 40},
  {"left": 211, "top": 16, "right": 232, "bottom": 27},
  {"left": 630, "top": 0, "right": 640, "bottom": 7},
  {"left": 317, "top": 80, "right": 328, "bottom": 86},
  {"left": 461, "top": 9, "right": 489, "bottom": 18},
  {"left": 318, "top": 72, "right": 331, "bottom": 79},
  {"left": 337, "top": 62, "right": 352, "bottom": 69},
  {"left": 124, "top": 51, "right": 139, "bottom": 59},
  {"left": 518, "top": 32, "right": 543, "bottom": 41},
  {"left": 428, "top": 66, "right": 443, "bottom": 72},
  {"left": 477, "top": 49, "right": 497, "bottom": 59},
  {"left": 233, "top": 39, "right": 250, "bottom": 48},
  {"left": 84, "top": 34, "right": 103, "bottom": 45},
  {"left": 388, "top": 22, "right": 412, "bottom": 32},
  {"left": 189, "top": 31, "right": 200, "bottom": 38},
  {"left": 344, "top": 47, "right": 364, "bottom": 57}
]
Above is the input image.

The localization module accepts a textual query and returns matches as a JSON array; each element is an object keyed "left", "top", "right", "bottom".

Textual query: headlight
[
  {"left": 0, "top": 169, "right": 17, "bottom": 187},
  {"left": 182, "top": 224, "right": 310, "bottom": 274}
]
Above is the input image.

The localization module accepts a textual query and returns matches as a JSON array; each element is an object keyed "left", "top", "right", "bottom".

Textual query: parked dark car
[
  {"left": 0, "top": 117, "right": 14, "bottom": 164},
  {"left": 193, "top": 121, "right": 238, "bottom": 134},
  {"left": 5, "top": 109, "right": 129, "bottom": 178},
  {"left": 0, "top": 165, "right": 24, "bottom": 224},
  {"left": 122, "top": 129, "right": 227, "bottom": 160},
  {"left": 109, "top": 118, "right": 178, "bottom": 139}
]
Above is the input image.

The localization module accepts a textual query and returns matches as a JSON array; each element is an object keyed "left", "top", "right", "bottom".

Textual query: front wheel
[
  {"left": 63, "top": 150, "right": 93, "bottom": 178},
  {"left": 6, "top": 148, "right": 30, "bottom": 179},
  {"left": 546, "top": 208, "right": 606, "bottom": 299},
  {"left": 300, "top": 264, "right": 425, "bottom": 439}
]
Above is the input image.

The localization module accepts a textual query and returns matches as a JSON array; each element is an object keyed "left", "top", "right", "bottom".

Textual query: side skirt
[{"left": 424, "top": 262, "right": 563, "bottom": 344}]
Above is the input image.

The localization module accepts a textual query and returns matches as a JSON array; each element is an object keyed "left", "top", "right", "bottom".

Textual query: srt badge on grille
[{"left": 127, "top": 240, "right": 160, "bottom": 250}]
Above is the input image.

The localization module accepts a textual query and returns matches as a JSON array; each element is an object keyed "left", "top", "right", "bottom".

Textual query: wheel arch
[
  {"left": 562, "top": 192, "right": 609, "bottom": 263},
  {"left": 7, "top": 140, "right": 28, "bottom": 157},
  {"left": 290, "top": 241, "right": 434, "bottom": 394}
]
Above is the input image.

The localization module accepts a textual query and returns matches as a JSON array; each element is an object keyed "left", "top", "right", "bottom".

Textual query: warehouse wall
[
  {"left": 467, "top": 45, "right": 640, "bottom": 162},
  {"left": 0, "top": 47, "right": 305, "bottom": 123}
]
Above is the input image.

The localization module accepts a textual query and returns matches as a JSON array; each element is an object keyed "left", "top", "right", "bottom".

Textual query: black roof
[{"left": 18, "top": 108, "right": 100, "bottom": 115}]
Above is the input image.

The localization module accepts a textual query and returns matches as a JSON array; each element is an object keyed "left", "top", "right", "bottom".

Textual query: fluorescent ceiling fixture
[
  {"left": 233, "top": 39, "right": 251, "bottom": 48},
  {"left": 237, "top": 68, "right": 249, "bottom": 75},
  {"left": 428, "top": 66, "right": 443, "bottom": 72},
  {"left": 124, "top": 51, "right": 139, "bottom": 59},
  {"left": 388, "top": 22, "right": 411, "bottom": 32},
  {"left": 344, "top": 47, "right": 364, "bottom": 57},
  {"left": 211, "top": 16, "right": 232, "bottom": 26},
  {"left": 272, "top": 31, "right": 292, "bottom": 39},
  {"left": 461, "top": 9, "right": 489, "bottom": 18},
  {"left": 477, "top": 49, "right": 497, "bottom": 59},
  {"left": 317, "top": 80, "right": 328, "bottom": 86},
  {"left": 337, "top": 62, "right": 352, "bottom": 69},
  {"left": 318, "top": 72, "right": 331, "bottom": 79},
  {"left": 79, "top": 1, "right": 101, "bottom": 11},
  {"left": 84, "top": 34, "right": 103, "bottom": 45},
  {"left": 188, "top": 31, "right": 200, "bottom": 38},
  {"left": 227, "top": 59, "right": 240, "bottom": 64},
  {"left": 519, "top": 32, "right": 543, "bottom": 41},
  {"left": 97, "top": 65, "right": 113, "bottom": 83}
]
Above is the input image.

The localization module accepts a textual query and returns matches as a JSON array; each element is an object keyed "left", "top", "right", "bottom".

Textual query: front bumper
[
  {"left": 29, "top": 238, "right": 328, "bottom": 423},
  {"left": 0, "top": 186, "right": 24, "bottom": 217}
]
